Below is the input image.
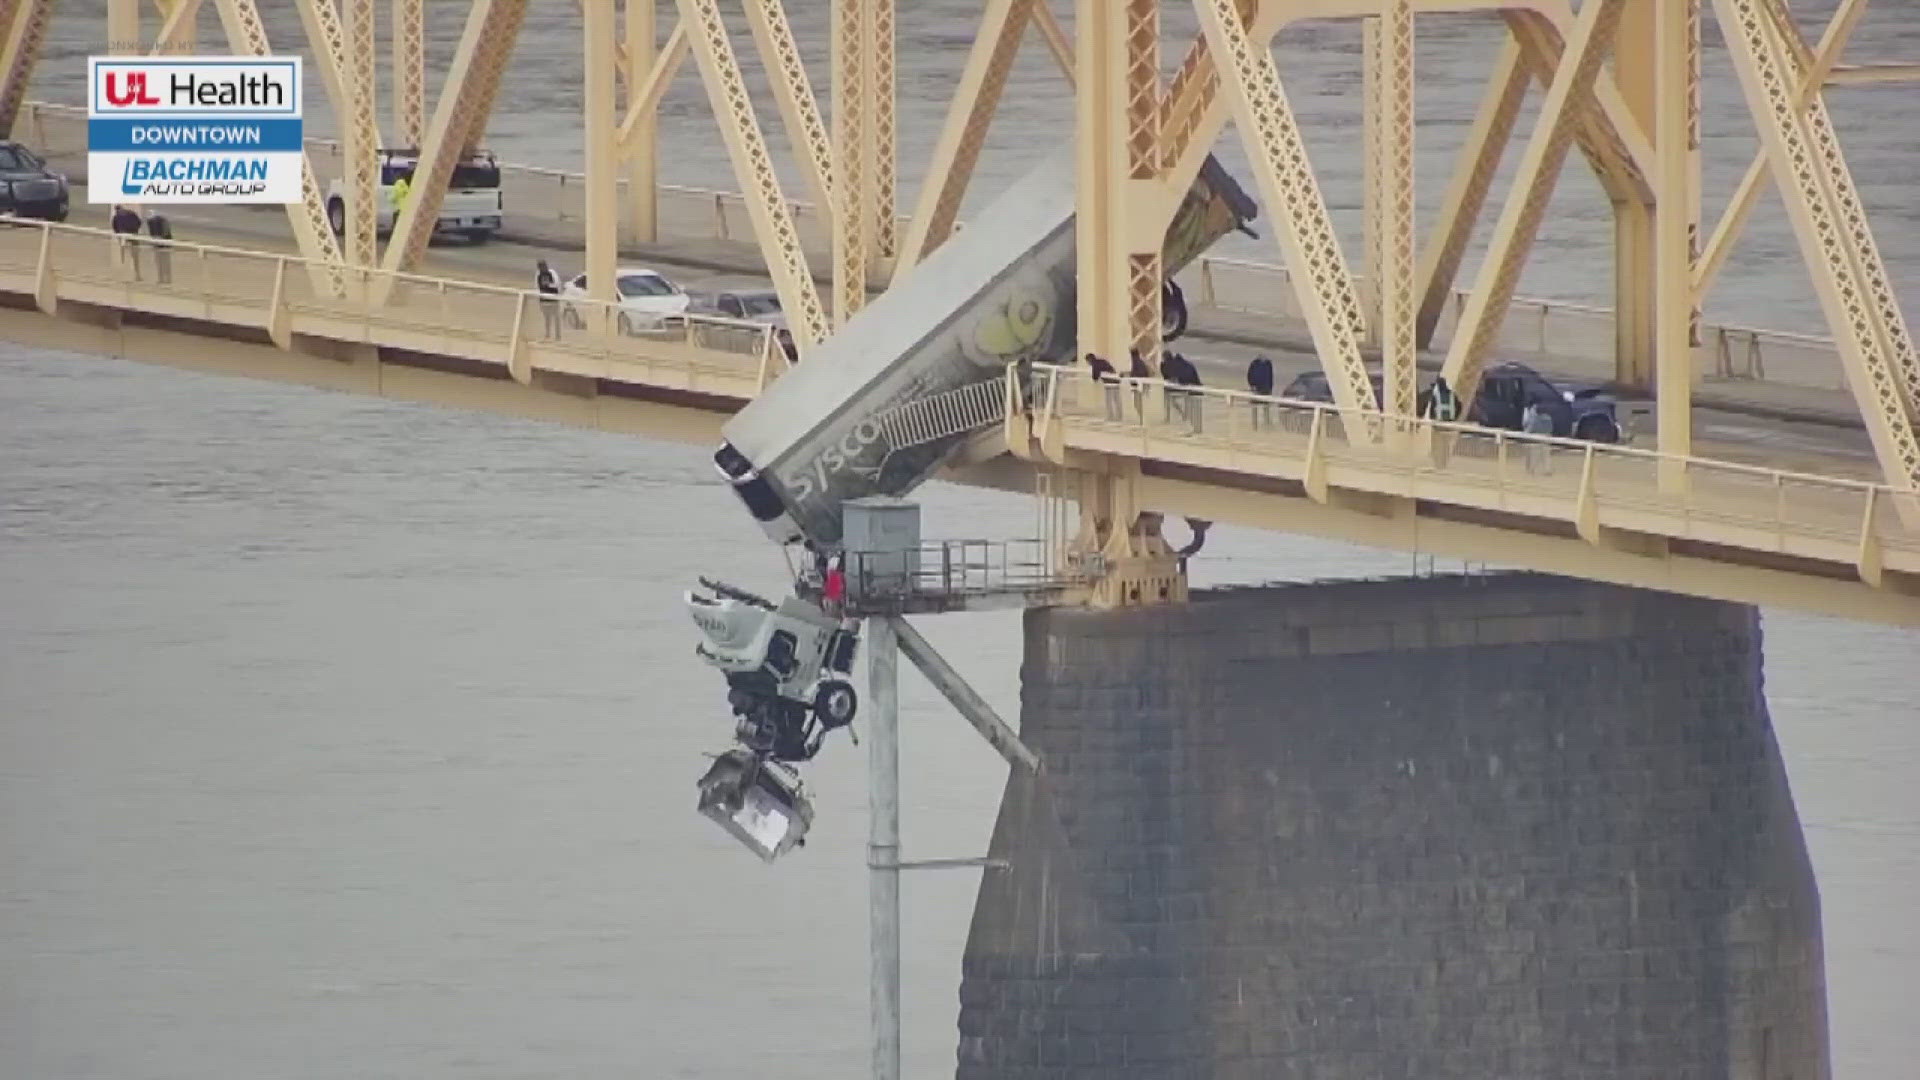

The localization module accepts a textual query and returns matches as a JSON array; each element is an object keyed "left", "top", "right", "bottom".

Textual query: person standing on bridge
[
  {"left": 1246, "top": 355, "right": 1275, "bottom": 430},
  {"left": 534, "top": 259, "right": 563, "bottom": 339},
  {"left": 1522, "top": 400, "right": 1555, "bottom": 475},
  {"left": 111, "top": 204, "right": 143, "bottom": 281},
  {"left": 1426, "top": 375, "right": 1460, "bottom": 424},
  {"left": 1128, "top": 348, "right": 1152, "bottom": 422},
  {"left": 144, "top": 209, "right": 173, "bottom": 285},
  {"left": 1086, "top": 352, "right": 1121, "bottom": 421}
]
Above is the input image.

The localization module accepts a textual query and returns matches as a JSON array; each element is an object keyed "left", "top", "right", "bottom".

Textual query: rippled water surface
[{"left": 6, "top": 3, "right": 1918, "bottom": 1077}]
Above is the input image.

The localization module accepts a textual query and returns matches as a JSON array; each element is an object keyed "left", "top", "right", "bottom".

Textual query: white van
[{"left": 326, "top": 148, "right": 503, "bottom": 243}]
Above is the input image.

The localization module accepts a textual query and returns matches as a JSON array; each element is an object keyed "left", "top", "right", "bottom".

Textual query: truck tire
[
  {"left": 813, "top": 680, "right": 858, "bottom": 730},
  {"left": 463, "top": 229, "right": 491, "bottom": 244}
]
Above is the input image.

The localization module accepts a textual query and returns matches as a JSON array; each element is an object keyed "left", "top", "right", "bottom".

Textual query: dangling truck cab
[{"left": 325, "top": 148, "right": 504, "bottom": 244}]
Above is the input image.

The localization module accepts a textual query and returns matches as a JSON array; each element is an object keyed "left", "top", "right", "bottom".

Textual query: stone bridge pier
[{"left": 956, "top": 574, "right": 1828, "bottom": 1080}]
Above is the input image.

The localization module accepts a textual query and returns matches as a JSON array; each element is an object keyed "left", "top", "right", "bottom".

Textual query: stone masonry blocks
[{"left": 955, "top": 573, "right": 1828, "bottom": 1080}]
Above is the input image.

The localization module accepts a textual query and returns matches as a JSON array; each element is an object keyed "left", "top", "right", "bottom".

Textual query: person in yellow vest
[{"left": 390, "top": 172, "right": 413, "bottom": 224}]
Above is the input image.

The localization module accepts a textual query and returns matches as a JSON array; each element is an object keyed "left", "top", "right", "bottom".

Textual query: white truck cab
[{"left": 326, "top": 148, "right": 503, "bottom": 243}]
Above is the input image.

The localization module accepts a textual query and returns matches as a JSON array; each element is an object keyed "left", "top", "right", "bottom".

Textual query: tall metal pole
[{"left": 865, "top": 614, "right": 900, "bottom": 1080}]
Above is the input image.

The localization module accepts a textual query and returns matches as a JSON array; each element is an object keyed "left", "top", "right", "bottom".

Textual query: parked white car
[{"left": 561, "top": 267, "right": 690, "bottom": 333}]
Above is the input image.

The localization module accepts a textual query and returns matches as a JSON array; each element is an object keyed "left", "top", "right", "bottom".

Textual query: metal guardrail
[
  {"left": 1025, "top": 363, "right": 1919, "bottom": 570},
  {"left": 14, "top": 100, "right": 1848, "bottom": 396},
  {"left": 0, "top": 213, "right": 785, "bottom": 389},
  {"left": 842, "top": 539, "right": 1085, "bottom": 602}
]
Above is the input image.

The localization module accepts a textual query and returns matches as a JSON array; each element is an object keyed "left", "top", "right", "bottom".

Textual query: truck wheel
[
  {"left": 464, "top": 229, "right": 491, "bottom": 244},
  {"left": 326, "top": 199, "right": 345, "bottom": 236},
  {"left": 1575, "top": 415, "right": 1621, "bottom": 444},
  {"left": 813, "top": 680, "right": 858, "bottom": 729}
]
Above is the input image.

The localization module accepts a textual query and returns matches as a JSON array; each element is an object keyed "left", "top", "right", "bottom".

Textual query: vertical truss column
[
  {"left": 1440, "top": 0, "right": 1624, "bottom": 411},
  {"left": 742, "top": 0, "right": 835, "bottom": 218},
  {"left": 0, "top": 0, "right": 54, "bottom": 137},
  {"left": 1361, "top": 17, "right": 1383, "bottom": 349},
  {"left": 1121, "top": 0, "right": 1163, "bottom": 366},
  {"left": 831, "top": 0, "right": 869, "bottom": 325},
  {"left": 1414, "top": 37, "right": 1526, "bottom": 350},
  {"left": 302, "top": 0, "right": 382, "bottom": 268},
  {"left": 1713, "top": 0, "right": 1920, "bottom": 496},
  {"left": 583, "top": 0, "right": 618, "bottom": 304},
  {"left": 1378, "top": 0, "right": 1417, "bottom": 428},
  {"left": 893, "top": 0, "right": 1035, "bottom": 279},
  {"left": 623, "top": 0, "right": 659, "bottom": 243},
  {"left": 677, "top": 0, "right": 829, "bottom": 350},
  {"left": 213, "top": 0, "right": 346, "bottom": 295},
  {"left": 393, "top": 0, "right": 424, "bottom": 147},
  {"left": 868, "top": 0, "right": 897, "bottom": 272},
  {"left": 108, "top": 0, "right": 141, "bottom": 52},
  {"left": 1612, "top": 1, "right": 1660, "bottom": 389},
  {"left": 377, "top": 0, "right": 526, "bottom": 287},
  {"left": 1653, "top": 0, "right": 1693, "bottom": 491},
  {"left": 1194, "top": 0, "right": 1375, "bottom": 430}
]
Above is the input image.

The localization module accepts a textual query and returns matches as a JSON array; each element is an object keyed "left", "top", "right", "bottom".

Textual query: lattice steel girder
[
  {"left": 1506, "top": 5, "right": 1650, "bottom": 207},
  {"left": 1693, "top": 0, "right": 1862, "bottom": 303},
  {"left": 1653, "top": 0, "right": 1694, "bottom": 491},
  {"left": 742, "top": 0, "right": 835, "bottom": 220},
  {"left": 393, "top": 0, "right": 424, "bottom": 147},
  {"left": 1194, "top": 0, "right": 1376, "bottom": 431},
  {"left": 1377, "top": 0, "right": 1417, "bottom": 427},
  {"left": 295, "top": 0, "right": 378, "bottom": 268},
  {"left": 212, "top": 0, "right": 346, "bottom": 295},
  {"left": 377, "top": 0, "right": 526, "bottom": 287},
  {"left": 1440, "top": 0, "right": 1625, "bottom": 411},
  {"left": 1413, "top": 37, "right": 1526, "bottom": 350},
  {"left": 1361, "top": 17, "right": 1382, "bottom": 343},
  {"left": 153, "top": 0, "right": 204, "bottom": 54},
  {"left": 622, "top": 0, "right": 661, "bottom": 244},
  {"left": 1074, "top": 0, "right": 1127, "bottom": 365},
  {"left": 831, "top": 0, "right": 869, "bottom": 324},
  {"left": 618, "top": 22, "right": 688, "bottom": 153},
  {"left": 677, "top": 0, "right": 830, "bottom": 350},
  {"left": 1713, "top": 0, "right": 1920, "bottom": 498},
  {"left": 583, "top": 0, "right": 618, "bottom": 304},
  {"left": 893, "top": 0, "right": 1036, "bottom": 278},
  {"left": 869, "top": 0, "right": 897, "bottom": 263},
  {"left": 0, "top": 0, "right": 55, "bottom": 137}
]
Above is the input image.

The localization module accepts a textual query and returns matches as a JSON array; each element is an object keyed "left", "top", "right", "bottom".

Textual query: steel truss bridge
[{"left": 0, "top": 0, "right": 1917, "bottom": 629}]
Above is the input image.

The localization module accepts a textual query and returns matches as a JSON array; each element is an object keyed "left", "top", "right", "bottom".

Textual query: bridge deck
[{"left": 0, "top": 212, "right": 1913, "bottom": 626}]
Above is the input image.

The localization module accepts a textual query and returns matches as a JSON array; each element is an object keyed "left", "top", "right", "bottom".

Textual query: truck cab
[{"left": 326, "top": 148, "right": 503, "bottom": 243}]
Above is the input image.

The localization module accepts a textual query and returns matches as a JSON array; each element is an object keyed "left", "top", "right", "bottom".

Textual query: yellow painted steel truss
[{"left": 12, "top": 0, "right": 1920, "bottom": 606}]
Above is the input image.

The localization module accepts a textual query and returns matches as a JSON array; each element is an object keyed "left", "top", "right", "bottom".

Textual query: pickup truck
[{"left": 326, "top": 149, "right": 503, "bottom": 243}]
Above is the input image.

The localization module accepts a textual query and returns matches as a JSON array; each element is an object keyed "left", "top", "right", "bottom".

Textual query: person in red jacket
[{"left": 822, "top": 553, "right": 847, "bottom": 615}]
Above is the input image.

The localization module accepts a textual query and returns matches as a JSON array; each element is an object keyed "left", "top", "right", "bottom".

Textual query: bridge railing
[
  {"left": 16, "top": 100, "right": 1844, "bottom": 396},
  {"left": 1028, "top": 364, "right": 1917, "bottom": 566},
  {"left": 0, "top": 213, "right": 786, "bottom": 392}
]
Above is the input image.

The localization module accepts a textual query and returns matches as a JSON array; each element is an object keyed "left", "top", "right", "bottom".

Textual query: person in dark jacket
[
  {"left": 1127, "top": 348, "right": 1152, "bottom": 421},
  {"left": 1246, "top": 355, "right": 1275, "bottom": 430},
  {"left": 1169, "top": 352, "right": 1203, "bottom": 432},
  {"left": 144, "top": 209, "right": 173, "bottom": 284},
  {"left": 1086, "top": 352, "right": 1120, "bottom": 420},
  {"left": 534, "top": 259, "right": 562, "bottom": 339},
  {"left": 111, "top": 204, "right": 143, "bottom": 280}
]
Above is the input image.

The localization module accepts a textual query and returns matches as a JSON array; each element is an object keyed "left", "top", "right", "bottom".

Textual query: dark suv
[
  {"left": 0, "top": 141, "right": 70, "bottom": 222},
  {"left": 1279, "top": 361, "right": 1623, "bottom": 443}
]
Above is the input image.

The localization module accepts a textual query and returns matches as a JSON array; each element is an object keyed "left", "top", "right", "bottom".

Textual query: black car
[
  {"left": 1278, "top": 361, "right": 1623, "bottom": 443},
  {"left": 0, "top": 141, "right": 70, "bottom": 222}
]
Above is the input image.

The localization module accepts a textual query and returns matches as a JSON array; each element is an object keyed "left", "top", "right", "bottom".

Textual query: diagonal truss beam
[
  {"left": 1713, "top": 0, "right": 1920, "bottom": 496},
  {"left": 870, "top": 0, "right": 897, "bottom": 265},
  {"left": 618, "top": 22, "right": 688, "bottom": 153},
  {"left": 1694, "top": 0, "right": 1864, "bottom": 307},
  {"left": 1414, "top": 36, "right": 1526, "bottom": 349},
  {"left": 0, "top": 0, "right": 55, "bottom": 138},
  {"left": 1031, "top": 1, "right": 1075, "bottom": 86},
  {"left": 392, "top": 0, "right": 424, "bottom": 147},
  {"left": 1505, "top": 6, "right": 1649, "bottom": 207},
  {"left": 212, "top": 0, "right": 345, "bottom": 294},
  {"left": 295, "top": 0, "right": 379, "bottom": 267},
  {"left": 892, "top": 0, "right": 1036, "bottom": 279},
  {"left": 1440, "top": 0, "right": 1624, "bottom": 411},
  {"left": 377, "top": 0, "right": 527, "bottom": 288},
  {"left": 830, "top": 0, "right": 870, "bottom": 325},
  {"left": 153, "top": 0, "right": 205, "bottom": 54},
  {"left": 742, "top": 0, "right": 835, "bottom": 220},
  {"left": 677, "top": 0, "right": 829, "bottom": 350},
  {"left": 1195, "top": 0, "right": 1375, "bottom": 431}
]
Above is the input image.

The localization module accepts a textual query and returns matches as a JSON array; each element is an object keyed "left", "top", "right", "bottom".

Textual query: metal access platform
[{"left": 798, "top": 537, "right": 1094, "bottom": 616}]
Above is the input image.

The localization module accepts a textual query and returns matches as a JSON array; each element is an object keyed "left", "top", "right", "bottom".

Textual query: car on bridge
[
  {"left": 1278, "top": 361, "right": 1625, "bottom": 443},
  {"left": 326, "top": 148, "right": 503, "bottom": 244},
  {"left": 0, "top": 141, "right": 70, "bottom": 222},
  {"left": 687, "top": 288, "right": 796, "bottom": 360},
  {"left": 560, "top": 266, "right": 692, "bottom": 334}
]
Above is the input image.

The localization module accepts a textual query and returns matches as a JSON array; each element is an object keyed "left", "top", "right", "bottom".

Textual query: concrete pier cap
[{"left": 958, "top": 572, "right": 1828, "bottom": 1080}]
